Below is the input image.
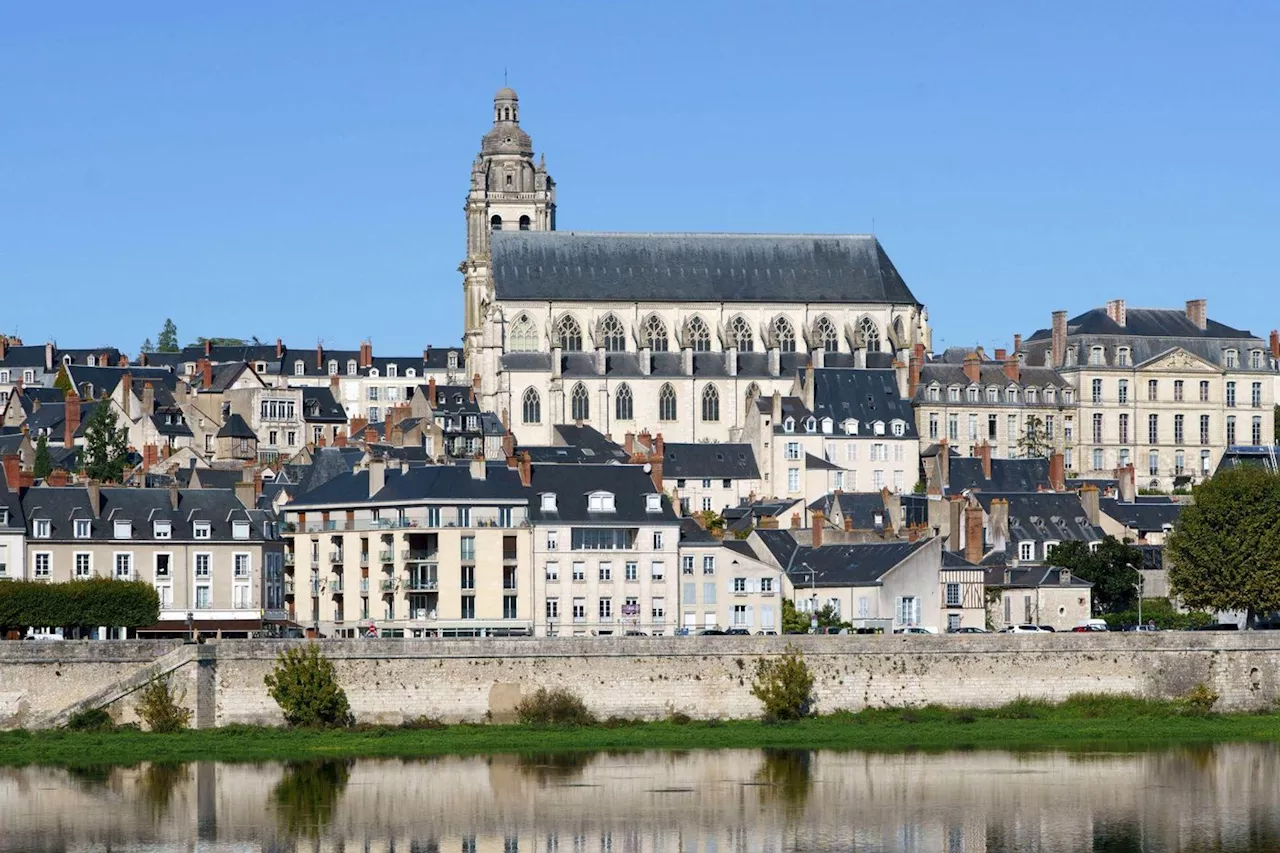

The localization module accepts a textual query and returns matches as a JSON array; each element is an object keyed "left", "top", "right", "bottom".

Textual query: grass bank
[{"left": 5, "top": 695, "right": 1280, "bottom": 767}]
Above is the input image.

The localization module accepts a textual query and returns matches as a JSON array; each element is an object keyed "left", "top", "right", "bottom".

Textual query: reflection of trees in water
[
  {"left": 65, "top": 764, "right": 115, "bottom": 790},
  {"left": 514, "top": 751, "right": 594, "bottom": 786},
  {"left": 140, "top": 763, "right": 187, "bottom": 818},
  {"left": 273, "top": 759, "right": 352, "bottom": 838},
  {"left": 753, "top": 749, "right": 812, "bottom": 815},
  {"left": 1092, "top": 820, "right": 1145, "bottom": 852}
]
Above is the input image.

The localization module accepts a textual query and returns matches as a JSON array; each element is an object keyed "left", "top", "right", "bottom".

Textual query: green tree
[
  {"left": 140, "top": 337, "right": 154, "bottom": 354},
  {"left": 53, "top": 365, "right": 73, "bottom": 396},
  {"left": 1048, "top": 538, "right": 1142, "bottom": 615},
  {"left": 81, "top": 398, "right": 130, "bottom": 483},
  {"left": 781, "top": 598, "right": 849, "bottom": 634},
  {"left": 1166, "top": 465, "right": 1280, "bottom": 628},
  {"left": 1016, "top": 414, "right": 1053, "bottom": 459},
  {"left": 157, "top": 319, "right": 179, "bottom": 352},
  {"left": 264, "top": 644, "right": 353, "bottom": 727},
  {"left": 33, "top": 433, "right": 52, "bottom": 479},
  {"left": 193, "top": 336, "right": 247, "bottom": 347},
  {"left": 750, "top": 645, "right": 815, "bottom": 721}
]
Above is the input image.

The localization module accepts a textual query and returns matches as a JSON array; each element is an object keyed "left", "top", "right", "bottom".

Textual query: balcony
[
  {"left": 360, "top": 578, "right": 369, "bottom": 595},
  {"left": 284, "top": 578, "right": 296, "bottom": 595},
  {"left": 402, "top": 550, "right": 437, "bottom": 562},
  {"left": 284, "top": 553, "right": 295, "bottom": 566},
  {"left": 233, "top": 601, "right": 257, "bottom": 611},
  {"left": 331, "top": 579, "right": 344, "bottom": 594},
  {"left": 310, "top": 581, "right": 321, "bottom": 596},
  {"left": 380, "top": 579, "right": 397, "bottom": 593},
  {"left": 377, "top": 550, "right": 394, "bottom": 563},
  {"left": 359, "top": 553, "right": 369, "bottom": 567},
  {"left": 328, "top": 552, "right": 343, "bottom": 564},
  {"left": 407, "top": 578, "right": 439, "bottom": 591}
]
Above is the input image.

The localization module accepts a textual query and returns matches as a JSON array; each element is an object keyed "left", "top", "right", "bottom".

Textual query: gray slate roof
[
  {"left": 1099, "top": 497, "right": 1183, "bottom": 532},
  {"left": 216, "top": 413, "right": 256, "bottom": 439},
  {"left": 948, "top": 457, "right": 1052, "bottom": 493},
  {"left": 20, "top": 486, "right": 271, "bottom": 541},
  {"left": 807, "top": 492, "right": 890, "bottom": 529},
  {"left": 664, "top": 443, "right": 760, "bottom": 480},
  {"left": 490, "top": 231, "right": 920, "bottom": 305},
  {"left": 972, "top": 492, "right": 1104, "bottom": 545},
  {"left": 527, "top": 465, "right": 678, "bottom": 524},
  {"left": 802, "top": 369, "right": 917, "bottom": 437},
  {"left": 755, "top": 528, "right": 931, "bottom": 587}
]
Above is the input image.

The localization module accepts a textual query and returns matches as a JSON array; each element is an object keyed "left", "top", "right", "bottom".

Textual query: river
[{"left": 1, "top": 745, "right": 1279, "bottom": 851}]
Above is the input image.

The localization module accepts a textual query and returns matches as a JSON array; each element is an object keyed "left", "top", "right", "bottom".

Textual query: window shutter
[
  {"left": 746, "top": 605, "right": 755, "bottom": 627},
  {"left": 894, "top": 596, "right": 904, "bottom": 624}
]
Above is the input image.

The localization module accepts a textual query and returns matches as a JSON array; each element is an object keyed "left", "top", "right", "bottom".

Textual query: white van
[{"left": 1075, "top": 618, "right": 1108, "bottom": 632}]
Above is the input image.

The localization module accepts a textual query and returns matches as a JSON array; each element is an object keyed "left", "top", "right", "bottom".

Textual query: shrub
[
  {"left": 136, "top": 678, "right": 193, "bottom": 733},
  {"left": 666, "top": 710, "right": 693, "bottom": 726},
  {"left": 399, "top": 715, "right": 447, "bottom": 730},
  {"left": 514, "top": 687, "right": 594, "bottom": 726},
  {"left": 750, "top": 645, "right": 815, "bottom": 721},
  {"left": 1180, "top": 684, "right": 1219, "bottom": 716},
  {"left": 601, "top": 715, "right": 637, "bottom": 729},
  {"left": 0, "top": 578, "right": 159, "bottom": 634},
  {"left": 66, "top": 707, "right": 113, "bottom": 732},
  {"left": 264, "top": 644, "right": 353, "bottom": 728},
  {"left": 993, "top": 697, "right": 1050, "bottom": 720}
]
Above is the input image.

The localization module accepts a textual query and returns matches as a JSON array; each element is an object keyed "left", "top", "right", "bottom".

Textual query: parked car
[
  {"left": 1075, "top": 619, "right": 1109, "bottom": 632},
  {"left": 948, "top": 626, "right": 989, "bottom": 634},
  {"left": 1038, "top": 625, "right": 1057, "bottom": 632},
  {"left": 725, "top": 627, "right": 751, "bottom": 636},
  {"left": 697, "top": 628, "right": 727, "bottom": 636},
  {"left": 1123, "top": 624, "right": 1160, "bottom": 632},
  {"left": 623, "top": 630, "right": 648, "bottom": 637},
  {"left": 756, "top": 629, "right": 779, "bottom": 636},
  {"left": 1001, "top": 625, "right": 1047, "bottom": 634},
  {"left": 1192, "top": 623, "right": 1240, "bottom": 631},
  {"left": 1071, "top": 624, "right": 1108, "bottom": 633},
  {"left": 893, "top": 626, "right": 935, "bottom": 635}
]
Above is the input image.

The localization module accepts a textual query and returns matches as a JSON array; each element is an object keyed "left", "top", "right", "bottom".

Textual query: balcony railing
[
  {"left": 402, "top": 550, "right": 437, "bottom": 562},
  {"left": 407, "top": 578, "right": 439, "bottom": 591},
  {"left": 331, "top": 580, "right": 344, "bottom": 594},
  {"left": 380, "top": 579, "right": 396, "bottom": 592},
  {"left": 328, "top": 552, "right": 343, "bottom": 564},
  {"left": 233, "top": 601, "right": 257, "bottom": 610},
  {"left": 284, "top": 578, "right": 296, "bottom": 595},
  {"left": 360, "top": 578, "right": 369, "bottom": 594},
  {"left": 378, "top": 550, "right": 394, "bottom": 563}
]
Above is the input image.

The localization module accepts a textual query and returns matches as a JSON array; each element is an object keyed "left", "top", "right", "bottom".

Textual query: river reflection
[{"left": 2, "top": 745, "right": 1280, "bottom": 852}]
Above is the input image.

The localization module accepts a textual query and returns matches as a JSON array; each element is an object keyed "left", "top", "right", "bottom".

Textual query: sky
[{"left": 2, "top": 2, "right": 1277, "bottom": 356}]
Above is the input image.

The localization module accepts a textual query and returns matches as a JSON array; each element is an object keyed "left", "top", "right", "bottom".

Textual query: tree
[
  {"left": 264, "top": 644, "right": 353, "bottom": 727},
  {"left": 53, "top": 365, "right": 72, "bottom": 396},
  {"left": 33, "top": 433, "right": 52, "bottom": 480},
  {"left": 750, "top": 645, "right": 815, "bottom": 721},
  {"left": 140, "top": 337, "right": 154, "bottom": 354},
  {"left": 1166, "top": 465, "right": 1280, "bottom": 628},
  {"left": 81, "top": 398, "right": 130, "bottom": 483},
  {"left": 781, "top": 598, "right": 849, "bottom": 634},
  {"left": 193, "top": 336, "right": 247, "bottom": 347},
  {"left": 157, "top": 319, "right": 179, "bottom": 352},
  {"left": 1047, "top": 538, "right": 1142, "bottom": 615},
  {"left": 1016, "top": 414, "right": 1053, "bottom": 459}
]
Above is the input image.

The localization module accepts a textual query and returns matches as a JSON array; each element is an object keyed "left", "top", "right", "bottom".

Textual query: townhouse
[
  {"left": 676, "top": 520, "right": 783, "bottom": 633},
  {"left": 0, "top": 338, "right": 123, "bottom": 404},
  {"left": 657, "top": 439, "right": 761, "bottom": 516}
]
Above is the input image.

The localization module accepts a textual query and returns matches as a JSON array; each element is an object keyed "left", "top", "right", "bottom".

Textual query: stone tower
[{"left": 462, "top": 87, "right": 555, "bottom": 370}]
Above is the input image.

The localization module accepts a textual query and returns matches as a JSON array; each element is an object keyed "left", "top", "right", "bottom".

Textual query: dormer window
[
  {"left": 873, "top": 421, "right": 885, "bottom": 436},
  {"left": 1089, "top": 346, "right": 1105, "bottom": 366},
  {"left": 369, "top": 368, "right": 380, "bottom": 377},
  {"left": 113, "top": 520, "right": 132, "bottom": 539},
  {"left": 184, "top": 363, "right": 196, "bottom": 375},
  {"left": 405, "top": 368, "right": 416, "bottom": 378},
  {"left": 1026, "top": 388, "right": 1037, "bottom": 404},
  {"left": 947, "top": 386, "right": 960, "bottom": 402},
  {"left": 447, "top": 352, "right": 459, "bottom": 370},
  {"left": 34, "top": 519, "right": 51, "bottom": 539},
  {"left": 1225, "top": 350, "right": 1238, "bottom": 369},
  {"left": 255, "top": 362, "right": 266, "bottom": 374},
  {"left": 1117, "top": 347, "right": 1131, "bottom": 367},
  {"left": 1007, "top": 386, "right": 1019, "bottom": 403},
  {"left": 967, "top": 386, "right": 979, "bottom": 402},
  {"left": 820, "top": 417, "right": 833, "bottom": 434},
  {"left": 927, "top": 385, "right": 940, "bottom": 402},
  {"left": 1065, "top": 348, "right": 1078, "bottom": 366},
  {"left": 783, "top": 417, "right": 795, "bottom": 433},
  {"left": 74, "top": 519, "right": 91, "bottom": 539},
  {"left": 193, "top": 521, "right": 211, "bottom": 540},
  {"left": 294, "top": 361, "right": 305, "bottom": 376},
  {"left": 86, "top": 355, "right": 96, "bottom": 367},
  {"left": 1044, "top": 388, "right": 1055, "bottom": 403},
  {"left": 1250, "top": 350, "right": 1263, "bottom": 369},
  {"left": 327, "top": 360, "right": 338, "bottom": 376},
  {"left": 1063, "top": 389, "right": 1074, "bottom": 403},
  {"left": 387, "top": 364, "right": 398, "bottom": 378},
  {"left": 587, "top": 491, "right": 616, "bottom": 512},
  {"left": 804, "top": 417, "right": 816, "bottom": 433},
  {"left": 843, "top": 419, "right": 859, "bottom": 435},
  {"left": 645, "top": 494, "right": 662, "bottom": 513},
  {"left": 153, "top": 520, "right": 172, "bottom": 539},
  {"left": 891, "top": 420, "right": 905, "bottom": 437},
  {"left": 986, "top": 386, "right": 998, "bottom": 403},
  {"left": 232, "top": 520, "right": 250, "bottom": 540},
  {"left": 540, "top": 493, "right": 558, "bottom": 512},
  {"left": 346, "top": 360, "right": 357, "bottom": 376}
]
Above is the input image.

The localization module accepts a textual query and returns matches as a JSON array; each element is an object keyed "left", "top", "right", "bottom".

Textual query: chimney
[
  {"left": 2, "top": 455, "right": 19, "bottom": 492},
  {"left": 1051, "top": 310, "right": 1067, "bottom": 368},
  {"left": 994, "top": 348, "right": 1006, "bottom": 362},
  {"left": 87, "top": 480, "right": 101, "bottom": 517},
  {"left": 1049, "top": 451, "right": 1065, "bottom": 491},
  {"left": 44, "top": 342, "right": 54, "bottom": 371},
  {"left": 204, "top": 340, "right": 212, "bottom": 357},
  {"left": 939, "top": 438, "right": 950, "bottom": 488},
  {"left": 1105, "top": 299, "right": 1127, "bottom": 327},
  {"left": 502, "top": 431, "right": 514, "bottom": 458},
  {"left": 962, "top": 353, "right": 981, "bottom": 384},
  {"left": 142, "top": 381, "right": 155, "bottom": 415},
  {"left": 46, "top": 468, "right": 69, "bottom": 487},
  {"left": 977, "top": 440, "right": 992, "bottom": 480},
  {"left": 64, "top": 390, "right": 81, "bottom": 446},
  {"left": 1013, "top": 334, "right": 1022, "bottom": 354},
  {"left": 350, "top": 416, "right": 368, "bottom": 435},
  {"left": 368, "top": 457, "right": 386, "bottom": 497},
  {"left": 198, "top": 358, "right": 212, "bottom": 389},
  {"left": 360, "top": 340, "right": 372, "bottom": 369},
  {"left": 790, "top": 512, "right": 801, "bottom": 530},
  {"left": 428, "top": 377, "right": 437, "bottom": 405},
  {"left": 988, "top": 498, "right": 1009, "bottom": 553},
  {"left": 470, "top": 373, "right": 480, "bottom": 403},
  {"left": 142, "top": 443, "right": 159, "bottom": 470},
  {"left": 1185, "top": 299, "right": 1207, "bottom": 331},
  {"left": 811, "top": 510, "right": 824, "bottom": 549},
  {"left": 518, "top": 451, "right": 533, "bottom": 488},
  {"left": 947, "top": 497, "right": 964, "bottom": 551},
  {"left": 364, "top": 426, "right": 377, "bottom": 444},
  {"left": 843, "top": 513, "right": 853, "bottom": 533},
  {"left": 906, "top": 526, "right": 920, "bottom": 543},
  {"left": 169, "top": 482, "right": 180, "bottom": 510},
  {"left": 882, "top": 488, "right": 901, "bottom": 534},
  {"left": 649, "top": 434, "right": 664, "bottom": 491},
  {"left": 964, "top": 503, "right": 984, "bottom": 565},
  {"left": 120, "top": 372, "right": 133, "bottom": 417},
  {"left": 315, "top": 344, "right": 323, "bottom": 370},
  {"left": 118, "top": 354, "right": 129, "bottom": 367},
  {"left": 908, "top": 343, "right": 924, "bottom": 397},
  {"left": 624, "top": 432, "right": 635, "bottom": 456},
  {"left": 470, "top": 454, "right": 486, "bottom": 480},
  {"left": 771, "top": 390, "right": 782, "bottom": 422},
  {"left": 1002, "top": 353, "right": 1020, "bottom": 382},
  {"left": 1080, "top": 484, "right": 1100, "bottom": 527},
  {"left": 1270, "top": 330, "right": 1279, "bottom": 360},
  {"left": 330, "top": 373, "right": 340, "bottom": 391},
  {"left": 1118, "top": 463, "right": 1136, "bottom": 503},
  {"left": 335, "top": 429, "right": 348, "bottom": 448},
  {"left": 275, "top": 338, "right": 283, "bottom": 358},
  {"left": 234, "top": 479, "right": 256, "bottom": 509},
  {"left": 317, "top": 433, "right": 327, "bottom": 447},
  {"left": 0, "top": 336, "right": 6, "bottom": 361}
]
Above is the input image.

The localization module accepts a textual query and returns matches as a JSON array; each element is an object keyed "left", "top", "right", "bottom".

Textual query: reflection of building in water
[{"left": 1, "top": 746, "right": 1279, "bottom": 852}]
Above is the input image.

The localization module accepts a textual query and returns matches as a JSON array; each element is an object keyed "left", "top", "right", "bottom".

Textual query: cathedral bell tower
[{"left": 462, "top": 87, "right": 556, "bottom": 370}]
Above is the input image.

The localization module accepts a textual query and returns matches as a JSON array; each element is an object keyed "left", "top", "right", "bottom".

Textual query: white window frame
[
  {"left": 74, "top": 551, "right": 92, "bottom": 578},
  {"left": 193, "top": 521, "right": 212, "bottom": 540},
  {"left": 234, "top": 552, "right": 252, "bottom": 578},
  {"left": 114, "top": 551, "right": 134, "bottom": 580},
  {"left": 153, "top": 520, "right": 172, "bottom": 539},
  {"left": 33, "top": 552, "right": 52, "bottom": 579},
  {"left": 34, "top": 519, "right": 51, "bottom": 539},
  {"left": 232, "top": 520, "right": 250, "bottom": 540},
  {"left": 73, "top": 518, "right": 91, "bottom": 539},
  {"left": 1018, "top": 541, "right": 1035, "bottom": 562}
]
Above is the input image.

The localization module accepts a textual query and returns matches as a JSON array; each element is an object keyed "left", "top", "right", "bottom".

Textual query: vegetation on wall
[{"left": 264, "top": 645, "right": 354, "bottom": 728}]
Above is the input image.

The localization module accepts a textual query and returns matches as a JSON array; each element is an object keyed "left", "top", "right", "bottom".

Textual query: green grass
[{"left": 4, "top": 694, "right": 1279, "bottom": 768}]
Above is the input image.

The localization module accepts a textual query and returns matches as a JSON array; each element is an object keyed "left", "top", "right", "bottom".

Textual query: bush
[
  {"left": 399, "top": 715, "right": 447, "bottom": 730},
  {"left": 66, "top": 707, "right": 113, "bottom": 732},
  {"left": 264, "top": 644, "right": 353, "bottom": 728},
  {"left": 750, "top": 645, "right": 815, "bottom": 721},
  {"left": 1180, "top": 684, "right": 1219, "bottom": 716},
  {"left": 136, "top": 678, "right": 192, "bottom": 733},
  {"left": 993, "top": 697, "right": 1050, "bottom": 720},
  {"left": 0, "top": 578, "right": 159, "bottom": 633},
  {"left": 514, "top": 687, "right": 594, "bottom": 726},
  {"left": 666, "top": 710, "right": 693, "bottom": 726}
]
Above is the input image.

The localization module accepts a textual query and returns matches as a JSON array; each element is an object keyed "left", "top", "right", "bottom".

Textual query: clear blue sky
[{"left": 3, "top": 2, "right": 1277, "bottom": 356}]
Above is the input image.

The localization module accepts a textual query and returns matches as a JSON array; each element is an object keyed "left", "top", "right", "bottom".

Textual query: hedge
[{"left": 0, "top": 578, "right": 160, "bottom": 631}]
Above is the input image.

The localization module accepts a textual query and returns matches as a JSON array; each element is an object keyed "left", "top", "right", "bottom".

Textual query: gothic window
[
  {"left": 519, "top": 215, "right": 531, "bottom": 231},
  {"left": 571, "top": 383, "right": 590, "bottom": 421},
  {"left": 659, "top": 383, "right": 678, "bottom": 421},
  {"left": 615, "top": 383, "right": 633, "bottom": 421},
  {"left": 600, "top": 314, "right": 626, "bottom": 352},
  {"left": 770, "top": 316, "right": 797, "bottom": 353},
  {"left": 857, "top": 317, "right": 881, "bottom": 351},
  {"left": 814, "top": 316, "right": 839, "bottom": 352},
  {"left": 686, "top": 317, "right": 712, "bottom": 352},
  {"left": 729, "top": 316, "right": 754, "bottom": 352},
  {"left": 522, "top": 388, "right": 541, "bottom": 424},
  {"left": 642, "top": 315, "right": 669, "bottom": 352},
  {"left": 556, "top": 315, "right": 583, "bottom": 351},
  {"left": 509, "top": 314, "right": 539, "bottom": 352},
  {"left": 490, "top": 215, "right": 502, "bottom": 231},
  {"left": 701, "top": 385, "right": 720, "bottom": 422}
]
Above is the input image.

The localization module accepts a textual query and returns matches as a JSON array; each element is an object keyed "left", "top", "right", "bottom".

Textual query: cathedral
[{"left": 462, "top": 88, "right": 932, "bottom": 444}]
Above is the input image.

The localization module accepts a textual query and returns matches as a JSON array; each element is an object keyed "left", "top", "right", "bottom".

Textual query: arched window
[
  {"left": 509, "top": 314, "right": 538, "bottom": 352},
  {"left": 556, "top": 315, "right": 583, "bottom": 351},
  {"left": 642, "top": 315, "right": 669, "bottom": 352},
  {"left": 658, "top": 383, "right": 678, "bottom": 421},
  {"left": 701, "top": 385, "right": 720, "bottom": 422},
  {"left": 519, "top": 215, "right": 531, "bottom": 231},
  {"left": 770, "top": 316, "right": 796, "bottom": 353},
  {"left": 686, "top": 317, "right": 712, "bottom": 352},
  {"left": 571, "top": 383, "right": 590, "bottom": 421},
  {"left": 857, "top": 317, "right": 881, "bottom": 351},
  {"left": 615, "top": 383, "right": 633, "bottom": 421},
  {"left": 600, "top": 314, "right": 626, "bottom": 352},
  {"left": 814, "top": 316, "right": 839, "bottom": 352},
  {"left": 729, "top": 316, "right": 754, "bottom": 352},
  {"left": 522, "top": 388, "right": 541, "bottom": 424},
  {"left": 490, "top": 215, "right": 502, "bottom": 231}
]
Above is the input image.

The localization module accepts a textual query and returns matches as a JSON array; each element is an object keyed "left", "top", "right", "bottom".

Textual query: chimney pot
[
  {"left": 1185, "top": 299, "right": 1207, "bottom": 331},
  {"left": 811, "top": 510, "right": 824, "bottom": 549},
  {"left": 962, "top": 353, "right": 981, "bottom": 384},
  {"left": 964, "top": 503, "right": 984, "bottom": 565},
  {"left": 1051, "top": 310, "right": 1068, "bottom": 368}
]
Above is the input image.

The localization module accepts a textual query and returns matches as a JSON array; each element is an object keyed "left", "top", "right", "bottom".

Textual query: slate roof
[
  {"left": 301, "top": 387, "right": 347, "bottom": 423},
  {"left": 663, "top": 443, "right": 760, "bottom": 480},
  {"left": 679, "top": 517, "right": 719, "bottom": 545},
  {"left": 805, "top": 452, "right": 840, "bottom": 471},
  {"left": 295, "top": 447, "right": 363, "bottom": 496},
  {"left": 23, "top": 401, "right": 101, "bottom": 443},
  {"left": 190, "top": 468, "right": 249, "bottom": 491},
  {"left": 20, "top": 486, "right": 272, "bottom": 541},
  {"left": 217, "top": 413, "right": 256, "bottom": 439},
  {"left": 983, "top": 565, "right": 1094, "bottom": 589},
  {"left": 801, "top": 368, "right": 917, "bottom": 436},
  {"left": 1215, "top": 446, "right": 1279, "bottom": 475},
  {"left": 972, "top": 492, "right": 1104, "bottom": 544},
  {"left": 66, "top": 366, "right": 178, "bottom": 401},
  {"left": 947, "top": 457, "right": 1052, "bottom": 493},
  {"left": 290, "top": 463, "right": 529, "bottom": 507},
  {"left": 1099, "top": 497, "right": 1183, "bottom": 532},
  {"left": 754, "top": 528, "right": 931, "bottom": 587},
  {"left": 0, "top": 488, "right": 23, "bottom": 531},
  {"left": 552, "top": 425, "right": 629, "bottom": 461},
  {"left": 490, "top": 231, "right": 920, "bottom": 305},
  {"left": 917, "top": 363, "right": 1069, "bottom": 392},
  {"left": 501, "top": 350, "right": 896, "bottom": 378},
  {"left": 807, "top": 492, "right": 889, "bottom": 529},
  {"left": 527, "top": 464, "right": 678, "bottom": 524}
]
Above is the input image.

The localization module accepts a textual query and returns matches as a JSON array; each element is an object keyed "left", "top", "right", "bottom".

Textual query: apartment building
[
  {"left": 282, "top": 458, "right": 534, "bottom": 638},
  {"left": 1023, "top": 299, "right": 1278, "bottom": 489},
  {"left": 657, "top": 440, "right": 761, "bottom": 516},
  {"left": 18, "top": 482, "right": 285, "bottom": 637},
  {"left": 677, "top": 520, "right": 783, "bottom": 633}
]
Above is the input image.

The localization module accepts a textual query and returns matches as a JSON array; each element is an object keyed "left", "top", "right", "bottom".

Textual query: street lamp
[{"left": 1127, "top": 563, "right": 1144, "bottom": 628}]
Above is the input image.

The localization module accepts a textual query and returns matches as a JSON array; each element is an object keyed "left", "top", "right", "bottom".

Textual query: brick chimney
[
  {"left": 502, "top": 430, "right": 514, "bottom": 458},
  {"left": 1185, "top": 299, "right": 1207, "bottom": 331},
  {"left": 350, "top": 416, "right": 368, "bottom": 435},
  {"left": 1013, "top": 333, "right": 1022, "bottom": 354},
  {"left": 962, "top": 352, "right": 981, "bottom": 384},
  {"left": 1105, "top": 299, "right": 1127, "bottom": 327},
  {"left": 317, "top": 433, "right": 327, "bottom": 447},
  {"left": 518, "top": 451, "right": 532, "bottom": 488},
  {"left": 1270, "top": 330, "right": 1279, "bottom": 359},
  {"left": 977, "top": 440, "right": 992, "bottom": 480},
  {"left": 649, "top": 433, "right": 665, "bottom": 491},
  {"left": 1002, "top": 353, "right": 1020, "bottom": 382},
  {"left": 204, "top": 340, "right": 212, "bottom": 356},
  {"left": 1049, "top": 451, "right": 1065, "bottom": 491},
  {"left": 790, "top": 512, "right": 801, "bottom": 530},
  {"left": 908, "top": 343, "right": 924, "bottom": 397},
  {"left": 964, "top": 503, "right": 984, "bottom": 565},
  {"left": 275, "top": 338, "right": 284, "bottom": 359},
  {"left": 46, "top": 468, "right": 69, "bottom": 487},
  {"left": 197, "top": 358, "right": 212, "bottom": 389},
  {"left": 811, "top": 510, "right": 824, "bottom": 548},
  {"left": 142, "top": 381, "right": 155, "bottom": 415},
  {"left": 334, "top": 429, "right": 347, "bottom": 448},
  {"left": 427, "top": 377, "right": 437, "bottom": 405},
  {"left": 994, "top": 348, "right": 1006, "bottom": 362},
  {"left": 360, "top": 340, "right": 373, "bottom": 369},
  {"left": 64, "top": 390, "right": 81, "bottom": 446},
  {"left": 142, "top": 444, "right": 158, "bottom": 470},
  {"left": 906, "top": 525, "right": 920, "bottom": 543},
  {"left": 624, "top": 432, "right": 635, "bottom": 456},
  {"left": 364, "top": 426, "right": 377, "bottom": 444},
  {"left": 2, "top": 454, "right": 19, "bottom": 492},
  {"left": 1051, "top": 310, "right": 1067, "bottom": 368},
  {"left": 314, "top": 344, "right": 323, "bottom": 370}
]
